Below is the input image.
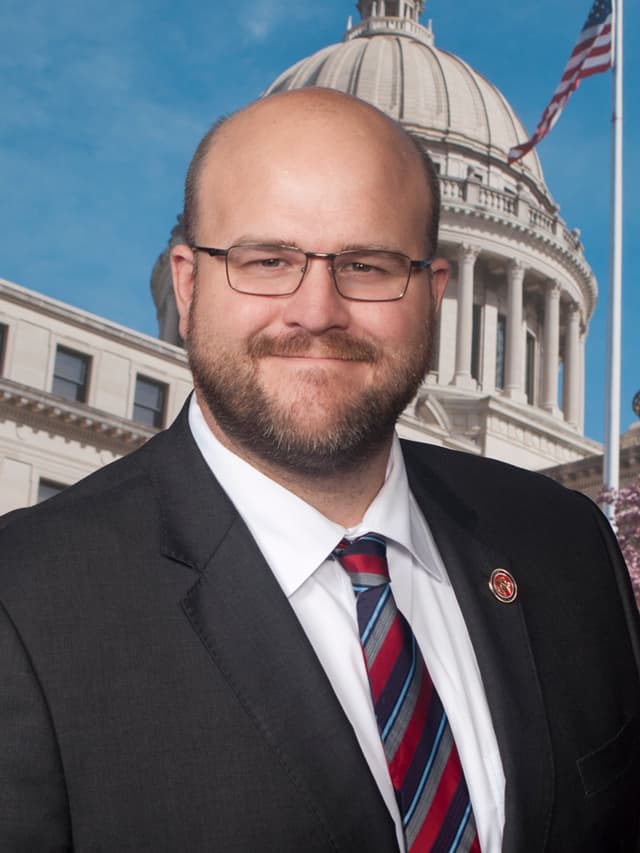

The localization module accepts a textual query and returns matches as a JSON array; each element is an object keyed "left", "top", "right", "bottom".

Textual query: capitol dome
[
  {"left": 266, "top": 3, "right": 546, "bottom": 191},
  {"left": 151, "top": 0, "right": 600, "bottom": 471}
]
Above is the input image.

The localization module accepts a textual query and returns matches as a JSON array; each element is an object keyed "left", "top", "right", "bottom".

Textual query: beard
[{"left": 185, "top": 291, "right": 435, "bottom": 478}]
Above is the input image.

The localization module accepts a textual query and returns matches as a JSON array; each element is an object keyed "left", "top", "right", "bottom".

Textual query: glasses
[{"left": 192, "top": 243, "right": 432, "bottom": 302}]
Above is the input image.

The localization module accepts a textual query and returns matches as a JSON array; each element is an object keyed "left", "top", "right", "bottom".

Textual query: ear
[
  {"left": 170, "top": 244, "right": 196, "bottom": 341},
  {"left": 429, "top": 258, "right": 449, "bottom": 313}
]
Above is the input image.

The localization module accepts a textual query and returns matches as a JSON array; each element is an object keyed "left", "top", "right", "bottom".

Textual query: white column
[
  {"left": 541, "top": 281, "right": 561, "bottom": 417},
  {"left": 505, "top": 258, "right": 526, "bottom": 402},
  {"left": 453, "top": 243, "right": 479, "bottom": 389},
  {"left": 563, "top": 302, "right": 581, "bottom": 428}
]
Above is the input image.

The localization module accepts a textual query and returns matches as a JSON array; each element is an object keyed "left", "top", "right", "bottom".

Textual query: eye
[
  {"left": 336, "top": 253, "right": 397, "bottom": 278},
  {"left": 347, "top": 261, "right": 377, "bottom": 274},
  {"left": 258, "top": 256, "right": 286, "bottom": 268},
  {"left": 231, "top": 245, "right": 301, "bottom": 276}
]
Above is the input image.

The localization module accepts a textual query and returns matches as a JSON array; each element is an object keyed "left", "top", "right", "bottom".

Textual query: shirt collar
[
  {"left": 350, "top": 438, "right": 444, "bottom": 583},
  {"left": 188, "top": 395, "right": 442, "bottom": 597}
]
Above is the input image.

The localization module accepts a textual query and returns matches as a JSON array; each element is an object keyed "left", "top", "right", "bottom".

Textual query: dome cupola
[{"left": 347, "top": 1, "right": 432, "bottom": 45}]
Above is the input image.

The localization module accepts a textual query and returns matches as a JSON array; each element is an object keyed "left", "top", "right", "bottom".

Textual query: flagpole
[{"left": 603, "top": 0, "right": 623, "bottom": 520}]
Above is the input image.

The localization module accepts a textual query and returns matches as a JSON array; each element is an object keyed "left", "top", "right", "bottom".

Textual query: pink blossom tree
[{"left": 600, "top": 477, "right": 640, "bottom": 608}]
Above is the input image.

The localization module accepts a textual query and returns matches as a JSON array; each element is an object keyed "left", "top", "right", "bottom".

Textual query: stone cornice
[
  {"left": 0, "top": 279, "right": 188, "bottom": 365},
  {"left": 426, "top": 384, "right": 601, "bottom": 458},
  {"left": 0, "top": 377, "right": 156, "bottom": 453}
]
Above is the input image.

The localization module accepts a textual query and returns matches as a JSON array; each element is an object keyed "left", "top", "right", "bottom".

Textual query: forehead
[{"left": 196, "top": 94, "right": 431, "bottom": 247}]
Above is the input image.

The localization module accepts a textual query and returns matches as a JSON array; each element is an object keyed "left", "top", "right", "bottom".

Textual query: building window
[
  {"left": 38, "top": 479, "right": 67, "bottom": 502},
  {"left": 133, "top": 375, "right": 167, "bottom": 429},
  {"left": 52, "top": 346, "right": 90, "bottom": 402},
  {"left": 495, "top": 314, "right": 506, "bottom": 390},
  {"left": 0, "top": 323, "right": 7, "bottom": 375},
  {"left": 471, "top": 303, "right": 481, "bottom": 382},
  {"left": 526, "top": 331, "right": 536, "bottom": 405}
]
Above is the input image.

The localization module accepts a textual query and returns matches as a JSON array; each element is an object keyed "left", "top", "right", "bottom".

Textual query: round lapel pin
[{"left": 489, "top": 568, "right": 518, "bottom": 603}]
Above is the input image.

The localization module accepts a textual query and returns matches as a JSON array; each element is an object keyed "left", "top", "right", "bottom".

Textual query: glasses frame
[{"left": 192, "top": 243, "right": 432, "bottom": 302}]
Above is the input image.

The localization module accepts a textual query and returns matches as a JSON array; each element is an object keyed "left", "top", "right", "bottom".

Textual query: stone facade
[{"left": 0, "top": 278, "right": 192, "bottom": 514}]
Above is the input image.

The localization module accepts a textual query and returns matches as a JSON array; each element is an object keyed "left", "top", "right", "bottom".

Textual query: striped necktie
[{"left": 333, "top": 533, "right": 480, "bottom": 853}]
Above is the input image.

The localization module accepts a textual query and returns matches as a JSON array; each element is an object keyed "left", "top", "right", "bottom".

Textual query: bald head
[{"left": 182, "top": 88, "right": 441, "bottom": 257}]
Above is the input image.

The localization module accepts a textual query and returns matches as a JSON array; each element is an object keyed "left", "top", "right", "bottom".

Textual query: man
[{"left": 1, "top": 89, "right": 639, "bottom": 853}]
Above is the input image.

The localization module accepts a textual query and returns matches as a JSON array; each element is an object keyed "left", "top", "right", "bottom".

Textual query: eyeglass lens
[{"left": 225, "top": 244, "right": 413, "bottom": 301}]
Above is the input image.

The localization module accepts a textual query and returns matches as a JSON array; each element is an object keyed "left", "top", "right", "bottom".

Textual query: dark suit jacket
[{"left": 1, "top": 405, "right": 639, "bottom": 852}]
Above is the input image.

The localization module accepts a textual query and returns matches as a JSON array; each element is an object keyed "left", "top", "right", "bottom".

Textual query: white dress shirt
[{"left": 189, "top": 396, "right": 505, "bottom": 852}]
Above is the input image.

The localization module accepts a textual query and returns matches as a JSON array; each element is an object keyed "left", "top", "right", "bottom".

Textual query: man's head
[{"left": 171, "top": 88, "right": 448, "bottom": 478}]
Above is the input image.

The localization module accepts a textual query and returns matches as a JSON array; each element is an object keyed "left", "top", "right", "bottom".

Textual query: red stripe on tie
[
  {"left": 340, "top": 552, "right": 388, "bottom": 580},
  {"left": 368, "top": 615, "right": 404, "bottom": 701},
  {"left": 410, "top": 751, "right": 463, "bottom": 851}
]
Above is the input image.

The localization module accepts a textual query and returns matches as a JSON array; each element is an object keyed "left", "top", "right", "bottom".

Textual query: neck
[{"left": 197, "top": 396, "right": 392, "bottom": 527}]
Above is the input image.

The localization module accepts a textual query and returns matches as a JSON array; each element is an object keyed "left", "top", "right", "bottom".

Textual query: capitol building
[{"left": 1, "top": 0, "right": 606, "bottom": 512}]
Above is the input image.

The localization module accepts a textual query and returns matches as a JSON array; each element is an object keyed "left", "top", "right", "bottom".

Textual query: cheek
[
  {"left": 194, "top": 288, "right": 280, "bottom": 346},
  {"left": 360, "top": 301, "right": 429, "bottom": 349}
]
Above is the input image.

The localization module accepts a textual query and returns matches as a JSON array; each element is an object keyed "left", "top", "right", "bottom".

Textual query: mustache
[{"left": 248, "top": 330, "right": 380, "bottom": 363}]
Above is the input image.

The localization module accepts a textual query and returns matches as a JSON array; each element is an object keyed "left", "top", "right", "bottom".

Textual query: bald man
[{"left": 1, "top": 89, "right": 639, "bottom": 853}]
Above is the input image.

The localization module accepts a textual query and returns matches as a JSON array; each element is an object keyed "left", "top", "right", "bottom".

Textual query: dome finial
[{"left": 345, "top": 0, "right": 433, "bottom": 46}]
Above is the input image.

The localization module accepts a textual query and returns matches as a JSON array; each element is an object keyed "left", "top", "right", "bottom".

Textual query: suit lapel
[
  {"left": 403, "top": 443, "right": 554, "bottom": 852},
  {"left": 148, "top": 409, "right": 399, "bottom": 852}
]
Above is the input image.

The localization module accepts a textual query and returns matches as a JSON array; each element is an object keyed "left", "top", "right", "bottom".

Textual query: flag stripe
[{"left": 508, "top": 0, "right": 612, "bottom": 164}]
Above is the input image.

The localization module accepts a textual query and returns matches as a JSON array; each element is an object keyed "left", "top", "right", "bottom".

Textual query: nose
[{"left": 280, "top": 254, "right": 351, "bottom": 333}]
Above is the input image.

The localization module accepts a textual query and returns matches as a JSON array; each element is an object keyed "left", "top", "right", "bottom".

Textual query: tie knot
[{"left": 332, "top": 533, "right": 390, "bottom": 590}]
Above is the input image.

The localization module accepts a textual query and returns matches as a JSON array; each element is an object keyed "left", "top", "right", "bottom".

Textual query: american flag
[{"left": 508, "top": 0, "right": 613, "bottom": 165}]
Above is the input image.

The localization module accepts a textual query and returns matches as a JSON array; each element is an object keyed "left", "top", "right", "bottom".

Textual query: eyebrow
[{"left": 229, "top": 236, "right": 405, "bottom": 254}]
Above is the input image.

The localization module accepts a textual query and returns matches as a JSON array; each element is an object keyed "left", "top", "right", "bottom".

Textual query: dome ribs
[
  {"left": 426, "top": 44, "right": 450, "bottom": 136},
  {"left": 348, "top": 40, "right": 368, "bottom": 99},
  {"left": 263, "top": 19, "right": 551, "bottom": 194},
  {"left": 394, "top": 37, "right": 406, "bottom": 121},
  {"left": 443, "top": 50, "right": 489, "bottom": 148}
]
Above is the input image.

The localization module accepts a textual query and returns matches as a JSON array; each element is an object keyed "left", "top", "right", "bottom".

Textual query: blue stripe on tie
[
  {"left": 359, "top": 533, "right": 386, "bottom": 548},
  {"left": 361, "top": 584, "right": 391, "bottom": 645},
  {"left": 402, "top": 711, "right": 447, "bottom": 827},
  {"left": 381, "top": 634, "right": 417, "bottom": 741},
  {"left": 448, "top": 801, "right": 472, "bottom": 853}
]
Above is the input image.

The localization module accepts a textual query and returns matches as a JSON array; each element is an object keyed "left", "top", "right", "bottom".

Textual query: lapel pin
[{"left": 489, "top": 568, "right": 518, "bottom": 603}]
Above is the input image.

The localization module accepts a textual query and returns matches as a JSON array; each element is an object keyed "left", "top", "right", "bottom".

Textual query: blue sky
[{"left": 0, "top": 0, "right": 637, "bottom": 442}]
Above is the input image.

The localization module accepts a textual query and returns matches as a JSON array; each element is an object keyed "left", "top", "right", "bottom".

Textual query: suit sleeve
[{"left": 0, "top": 601, "right": 71, "bottom": 851}]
